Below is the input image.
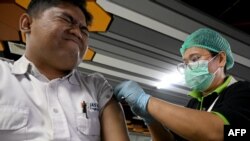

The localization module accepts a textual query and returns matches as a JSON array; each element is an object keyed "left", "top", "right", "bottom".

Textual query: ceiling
[
  {"left": 180, "top": 0, "right": 250, "bottom": 36},
  {"left": 1, "top": 0, "right": 250, "bottom": 106}
]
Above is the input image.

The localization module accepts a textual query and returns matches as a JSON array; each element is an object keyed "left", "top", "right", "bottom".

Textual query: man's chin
[{"left": 60, "top": 61, "right": 78, "bottom": 71}]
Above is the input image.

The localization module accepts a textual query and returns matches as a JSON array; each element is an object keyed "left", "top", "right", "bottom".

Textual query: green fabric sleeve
[{"left": 211, "top": 111, "right": 230, "bottom": 125}]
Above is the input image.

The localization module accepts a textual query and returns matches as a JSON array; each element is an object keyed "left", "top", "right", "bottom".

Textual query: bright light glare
[{"left": 155, "top": 72, "right": 184, "bottom": 89}]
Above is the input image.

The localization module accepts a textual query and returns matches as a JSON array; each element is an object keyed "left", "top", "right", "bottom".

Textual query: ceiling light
[{"left": 155, "top": 71, "right": 185, "bottom": 89}]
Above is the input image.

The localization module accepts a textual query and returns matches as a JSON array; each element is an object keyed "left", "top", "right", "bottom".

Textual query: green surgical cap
[{"left": 180, "top": 28, "right": 234, "bottom": 70}]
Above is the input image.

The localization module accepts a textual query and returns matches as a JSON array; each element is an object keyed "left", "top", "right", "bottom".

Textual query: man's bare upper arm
[{"left": 100, "top": 98, "right": 130, "bottom": 141}]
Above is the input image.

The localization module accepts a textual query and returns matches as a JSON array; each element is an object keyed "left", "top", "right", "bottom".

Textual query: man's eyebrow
[{"left": 189, "top": 53, "right": 200, "bottom": 58}]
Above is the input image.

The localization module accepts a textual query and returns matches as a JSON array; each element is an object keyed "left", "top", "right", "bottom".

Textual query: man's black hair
[{"left": 27, "top": 0, "right": 92, "bottom": 25}]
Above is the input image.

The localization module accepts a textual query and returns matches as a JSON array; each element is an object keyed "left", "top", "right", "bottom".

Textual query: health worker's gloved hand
[{"left": 114, "top": 80, "right": 155, "bottom": 124}]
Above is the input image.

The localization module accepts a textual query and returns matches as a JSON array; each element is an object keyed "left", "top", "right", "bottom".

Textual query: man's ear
[{"left": 19, "top": 13, "right": 32, "bottom": 34}]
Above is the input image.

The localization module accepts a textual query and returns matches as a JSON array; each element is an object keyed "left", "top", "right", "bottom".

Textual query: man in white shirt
[{"left": 0, "top": 0, "right": 129, "bottom": 141}]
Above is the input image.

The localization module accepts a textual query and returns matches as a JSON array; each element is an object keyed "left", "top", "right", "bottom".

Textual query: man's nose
[{"left": 69, "top": 25, "right": 83, "bottom": 40}]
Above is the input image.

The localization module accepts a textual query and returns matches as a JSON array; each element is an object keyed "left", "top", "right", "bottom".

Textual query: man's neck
[
  {"left": 37, "top": 66, "right": 71, "bottom": 80},
  {"left": 25, "top": 55, "right": 72, "bottom": 80}
]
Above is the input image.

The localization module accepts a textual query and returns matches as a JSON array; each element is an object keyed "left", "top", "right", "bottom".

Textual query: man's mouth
[
  {"left": 67, "top": 39, "right": 79, "bottom": 47},
  {"left": 64, "top": 36, "right": 82, "bottom": 48}
]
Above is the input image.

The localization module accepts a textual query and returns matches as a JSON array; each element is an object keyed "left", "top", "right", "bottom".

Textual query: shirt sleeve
[
  {"left": 212, "top": 81, "right": 250, "bottom": 127},
  {"left": 88, "top": 73, "right": 113, "bottom": 115}
]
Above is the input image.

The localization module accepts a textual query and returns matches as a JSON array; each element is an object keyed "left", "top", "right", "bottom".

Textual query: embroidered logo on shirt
[{"left": 88, "top": 103, "right": 99, "bottom": 111}]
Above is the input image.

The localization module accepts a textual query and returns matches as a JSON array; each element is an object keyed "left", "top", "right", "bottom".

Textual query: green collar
[{"left": 188, "top": 76, "right": 233, "bottom": 102}]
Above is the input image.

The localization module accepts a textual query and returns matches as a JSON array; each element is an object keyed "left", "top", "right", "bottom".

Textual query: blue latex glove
[{"left": 114, "top": 80, "right": 155, "bottom": 124}]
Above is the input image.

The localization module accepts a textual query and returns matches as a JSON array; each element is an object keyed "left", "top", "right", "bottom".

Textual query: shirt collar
[
  {"left": 68, "top": 69, "right": 80, "bottom": 85},
  {"left": 11, "top": 55, "right": 80, "bottom": 85},
  {"left": 11, "top": 55, "right": 32, "bottom": 75},
  {"left": 188, "top": 76, "right": 237, "bottom": 101}
]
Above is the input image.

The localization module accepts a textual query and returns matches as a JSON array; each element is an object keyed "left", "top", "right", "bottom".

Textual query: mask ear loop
[
  {"left": 208, "top": 52, "right": 222, "bottom": 75},
  {"left": 208, "top": 53, "right": 219, "bottom": 64},
  {"left": 213, "top": 67, "right": 220, "bottom": 75}
]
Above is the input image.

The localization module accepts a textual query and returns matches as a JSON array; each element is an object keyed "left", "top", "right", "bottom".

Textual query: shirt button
[{"left": 53, "top": 108, "right": 59, "bottom": 113}]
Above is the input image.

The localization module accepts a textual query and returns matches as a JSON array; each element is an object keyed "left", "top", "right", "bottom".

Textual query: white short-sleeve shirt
[{"left": 0, "top": 56, "right": 113, "bottom": 141}]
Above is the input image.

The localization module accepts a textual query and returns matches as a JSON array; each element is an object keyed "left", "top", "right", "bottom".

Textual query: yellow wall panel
[
  {"left": 83, "top": 48, "right": 95, "bottom": 61},
  {"left": 86, "top": 1, "right": 112, "bottom": 32},
  {"left": 15, "top": 0, "right": 30, "bottom": 9},
  {"left": 0, "top": 42, "right": 4, "bottom": 51}
]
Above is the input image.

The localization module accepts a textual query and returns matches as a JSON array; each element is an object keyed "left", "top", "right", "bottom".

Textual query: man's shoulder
[
  {"left": 221, "top": 80, "right": 250, "bottom": 99},
  {"left": 76, "top": 71, "right": 107, "bottom": 82},
  {"left": 0, "top": 57, "right": 14, "bottom": 63},
  {"left": 74, "top": 71, "right": 111, "bottom": 90},
  {"left": 227, "top": 80, "right": 250, "bottom": 91},
  {"left": 0, "top": 57, "right": 14, "bottom": 68}
]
